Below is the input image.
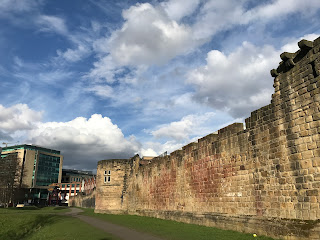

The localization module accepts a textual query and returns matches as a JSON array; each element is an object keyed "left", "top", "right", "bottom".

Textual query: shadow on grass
[
  {"left": 53, "top": 206, "right": 67, "bottom": 211},
  {"left": 0, "top": 214, "right": 57, "bottom": 240}
]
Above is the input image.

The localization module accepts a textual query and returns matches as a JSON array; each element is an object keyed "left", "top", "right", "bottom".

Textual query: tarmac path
[{"left": 64, "top": 208, "right": 164, "bottom": 240}]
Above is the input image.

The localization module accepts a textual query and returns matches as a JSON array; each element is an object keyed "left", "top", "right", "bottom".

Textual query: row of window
[
  {"left": 71, "top": 177, "right": 82, "bottom": 182},
  {"left": 104, "top": 170, "right": 111, "bottom": 183},
  {"left": 61, "top": 184, "right": 80, "bottom": 188}
]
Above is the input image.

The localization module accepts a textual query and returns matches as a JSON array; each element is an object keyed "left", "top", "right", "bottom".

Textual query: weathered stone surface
[
  {"left": 95, "top": 36, "right": 320, "bottom": 240},
  {"left": 69, "top": 191, "right": 95, "bottom": 208}
]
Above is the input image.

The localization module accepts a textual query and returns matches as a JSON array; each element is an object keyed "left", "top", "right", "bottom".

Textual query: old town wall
[{"left": 95, "top": 37, "right": 320, "bottom": 240}]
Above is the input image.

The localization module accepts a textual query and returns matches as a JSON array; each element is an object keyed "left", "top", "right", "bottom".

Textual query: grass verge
[
  {"left": 0, "top": 207, "right": 118, "bottom": 240},
  {"left": 80, "top": 208, "right": 279, "bottom": 240},
  {"left": 0, "top": 206, "right": 70, "bottom": 214}
]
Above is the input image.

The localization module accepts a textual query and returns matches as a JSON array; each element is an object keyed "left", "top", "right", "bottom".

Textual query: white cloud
[
  {"left": 28, "top": 114, "right": 140, "bottom": 169},
  {"left": 140, "top": 148, "right": 157, "bottom": 157},
  {"left": 57, "top": 44, "right": 90, "bottom": 62},
  {"left": 151, "top": 112, "right": 215, "bottom": 140},
  {"left": 161, "top": 0, "right": 200, "bottom": 21},
  {"left": 85, "top": 85, "right": 114, "bottom": 98},
  {"left": 281, "top": 34, "right": 319, "bottom": 52},
  {"left": 86, "top": 55, "right": 118, "bottom": 83},
  {"left": 192, "top": 0, "right": 320, "bottom": 43},
  {"left": 88, "top": 0, "right": 320, "bottom": 83},
  {"left": 141, "top": 140, "right": 185, "bottom": 156},
  {"left": 192, "top": 0, "right": 246, "bottom": 41},
  {"left": 107, "top": 3, "right": 195, "bottom": 65},
  {"left": 37, "top": 15, "right": 68, "bottom": 35},
  {"left": 187, "top": 41, "right": 279, "bottom": 117},
  {"left": 246, "top": 0, "right": 320, "bottom": 21},
  {"left": 187, "top": 33, "right": 320, "bottom": 118},
  {"left": 14, "top": 68, "right": 73, "bottom": 85},
  {"left": 0, "top": 0, "right": 40, "bottom": 14},
  {"left": 0, "top": 104, "right": 141, "bottom": 169},
  {"left": 0, "top": 104, "right": 43, "bottom": 132}
]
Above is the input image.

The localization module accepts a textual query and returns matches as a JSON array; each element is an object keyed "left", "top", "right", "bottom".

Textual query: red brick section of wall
[{"left": 95, "top": 37, "right": 320, "bottom": 240}]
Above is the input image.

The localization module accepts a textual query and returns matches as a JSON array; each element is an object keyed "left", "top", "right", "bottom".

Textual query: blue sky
[{"left": 0, "top": 0, "right": 319, "bottom": 170}]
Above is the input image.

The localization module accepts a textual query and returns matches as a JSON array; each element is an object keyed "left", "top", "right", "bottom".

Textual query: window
[
  {"left": 104, "top": 170, "right": 111, "bottom": 183},
  {"left": 104, "top": 176, "right": 111, "bottom": 183}
]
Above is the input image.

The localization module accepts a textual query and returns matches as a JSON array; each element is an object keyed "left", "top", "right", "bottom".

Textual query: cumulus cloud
[
  {"left": 187, "top": 42, "right": 279, "bottom": 118},
  {"left": 0, "top": 104, "right": 141, "bottom": 169},
  {"left": 87, "top": 0, "right": 320, "bottom": 84},
  {"left": 102, "top": 3, "right": 195, "bottom": 66},
  {"left": 0, "top": 130, "right": 13, "bottom": 141},
  {"left": 187, "top": 33, "right": 320, "bottom": 118},
  {"left": 140, "top": 148, "right": 158, "bottom": 157},
  {"left": 28, "top": 114, "right": 140, "bottom": 169},
  {"left": 0, "top": 104, "right": 42, "bottom": 132}
]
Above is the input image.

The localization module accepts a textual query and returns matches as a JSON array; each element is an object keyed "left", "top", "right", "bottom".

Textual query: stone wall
[
  {"left": 95, "top": 37, "right": 320, "bottom": 240},
  {"left": 69, "top": 190, "right": 95, "bottom": 208}
]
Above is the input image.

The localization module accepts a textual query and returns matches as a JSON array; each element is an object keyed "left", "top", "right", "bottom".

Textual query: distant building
[
  {"left": 0, "top": 144, "right": 63, "bottom": 204},
  {"left": 62, "top": 169, "right": 95, "bottom": 183},
  {"left": 48, "top": 169, "right": 96, "bottom": 204}
]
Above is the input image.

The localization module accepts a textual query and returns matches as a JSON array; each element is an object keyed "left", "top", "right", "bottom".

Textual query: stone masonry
[{"left": 95, "top": 37, "right": 320, "bottom": 240}]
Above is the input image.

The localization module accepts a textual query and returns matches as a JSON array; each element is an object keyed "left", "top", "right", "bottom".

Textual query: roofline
[{"left": 2, "top": 144, "right": 61, "bottom": 153}]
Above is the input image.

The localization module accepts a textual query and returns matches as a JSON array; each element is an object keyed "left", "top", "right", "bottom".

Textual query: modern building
[
  {"left": 1, "top": 144, "right": 63, "bottom": 188},
  {"left": 0, "top": 144, "right": 63, "bottom": 204}
]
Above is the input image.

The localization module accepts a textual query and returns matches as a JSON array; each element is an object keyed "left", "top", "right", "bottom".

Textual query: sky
[{"left": 0, "top": 0, "right": 319, "bottom": 171}]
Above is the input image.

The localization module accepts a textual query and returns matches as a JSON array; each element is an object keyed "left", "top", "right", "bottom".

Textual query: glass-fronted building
[{"left": 1, "top": 144, "right": 63, "bottom": 189}]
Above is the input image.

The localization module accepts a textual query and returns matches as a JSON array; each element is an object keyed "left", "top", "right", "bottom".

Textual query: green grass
[
  {"left": 0, "top": 207, "right": 118, "bottom": 240},
  {"left": 0, "top": 206, "right": 70, "bottom": 213},
  {"left": 80, "top": 208, "right": 279, "bottom": 240}
]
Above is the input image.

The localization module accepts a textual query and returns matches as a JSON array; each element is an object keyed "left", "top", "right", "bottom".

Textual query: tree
[{"left": 0, "top": 152, "right": 27, "bottom": 207}]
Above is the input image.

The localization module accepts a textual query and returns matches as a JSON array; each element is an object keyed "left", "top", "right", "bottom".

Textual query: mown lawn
[
  {"left": 80, "top": 208, "right": 280, "bottom": 240},
  {"left": 0, "top": 207, "right": 118, "bottom": 240}
]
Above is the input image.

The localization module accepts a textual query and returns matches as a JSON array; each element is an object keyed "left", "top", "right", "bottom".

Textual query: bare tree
[{"left": 0, "top": 152, "right": 26, "bottom": 207}]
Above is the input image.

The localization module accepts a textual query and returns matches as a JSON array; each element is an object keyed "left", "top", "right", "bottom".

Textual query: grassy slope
[
  {"left": 0, "top": 207, "right": 118, "bottom": 240},
  {"left": 81, "top": 208, "right": 279, "bottom": 240}
]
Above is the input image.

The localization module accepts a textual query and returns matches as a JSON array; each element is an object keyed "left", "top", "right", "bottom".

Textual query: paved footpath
[{"left": 64, "top": 208, "right": 163, "bottom": 240}]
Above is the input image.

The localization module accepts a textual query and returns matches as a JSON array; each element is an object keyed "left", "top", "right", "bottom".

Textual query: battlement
[{"left": 271, "top": 38, "right": 320, "bottom": 78}]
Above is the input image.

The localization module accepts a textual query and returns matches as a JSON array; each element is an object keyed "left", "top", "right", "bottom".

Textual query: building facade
[
  {"left": 47, "top": 169, "right": 96, "bottom": 204},
  {"left": 1, "top": 144, "right": 63, "bottom": 188}
]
